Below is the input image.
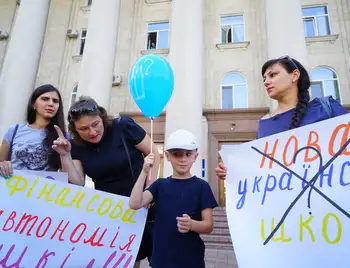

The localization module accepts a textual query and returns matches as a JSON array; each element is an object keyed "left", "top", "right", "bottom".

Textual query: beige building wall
[
  {"left": 1, "top": 0, "right": 348, "bottom": 112},
  {"left": 204, "top": 0, "right": 269, "bottom": 109},
  {"left": 0, "top": 0, "right": 350, "bottom": 186},
  {"left": 302, "top": 0, "right": 350, "bottom": 102}
]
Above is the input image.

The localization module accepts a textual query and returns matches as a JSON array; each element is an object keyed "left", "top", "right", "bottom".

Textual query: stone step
[
  {"left": 213, "top": 206, "right": 227, "bottom": 211},
  {"left": 213, "top": 209, "right": 227, "bottom": 216},
  {"left": 205, "top": 249, "right": 238, "bottom": 268},
  {"left": 204, "top": 241, "right": 234, "bottom": 250},
  {"left": 201, "top": 233, "right": 233, "bottom": 244},
  {"left": 213, "top": 220, "right": 229, "bottom": 228},
  {"left": 213, "top": 215, "right": 228, "bottom": 222},
  {"left": 211, "top": 227, "right": 230, "bottom": 235}
]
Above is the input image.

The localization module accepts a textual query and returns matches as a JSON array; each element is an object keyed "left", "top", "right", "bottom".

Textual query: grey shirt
[{"left": 3, "top": 124, "right": 49, "bottom": 171}]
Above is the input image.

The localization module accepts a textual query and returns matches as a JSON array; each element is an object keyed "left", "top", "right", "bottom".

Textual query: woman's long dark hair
[
  {"left": 27, "top": 84, "right": 66, "bottom": 170},
  {"left": 261, "top": 57, "right": 311, "bottom": 129}
]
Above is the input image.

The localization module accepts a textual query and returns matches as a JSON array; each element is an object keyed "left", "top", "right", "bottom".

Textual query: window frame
[
  {"left": 70, "top": 84, "right": 78, "bottom": 107},
  {"left": 220, "top": 14, "right": 245, "bottom": 43},
  {"left": 78, "top": 29, "right": 87, "bottom": 56},
  {"left": 146, "top": 22, "right": 169, "bottom": 50},
  {"left": 302, "top": 5, "right": 331, "bottom": 37},
  {"left": 310, "top": 66, "right": 341, "bottom": 102},
  {"left": 220, "top": 72, "right": 248, "bottom": 109}
]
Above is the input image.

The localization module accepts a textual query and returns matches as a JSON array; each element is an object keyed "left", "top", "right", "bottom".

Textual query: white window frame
[
  {"left": 310, "top": 67, "right": 341, "bottom": 102},
  {"left": 220, "top": 72, "right": 248, "bottom": 109},
  {"left": 220, "top": 14, "right": 245, "bottom": 43},
  {"left": 146, "top": 22, "right": 169, "bottom": 50},
  {"left": 302, "top": 5, "right": 331, "bottom": 37},
  {"left": 70, "top": 84, "right": 78, "bottom": 106},
  {"left": 79, "top": 29, "right": 87, "bottom": 55}
]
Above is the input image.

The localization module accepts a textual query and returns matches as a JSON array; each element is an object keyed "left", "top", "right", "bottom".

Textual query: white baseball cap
[{"left": 165, "top": 129, "right": 198, "bottom": 151}]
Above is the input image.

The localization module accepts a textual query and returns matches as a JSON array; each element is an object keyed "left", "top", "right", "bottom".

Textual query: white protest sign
[
  {"left": 224, "top": 114, "right": 350, "bottom": 268},
  {"left": 19, "top": 170, "right": 68, "bottom": 183},
  {"left": 0, "top": 171, "right": 147, "bottom": 267}
]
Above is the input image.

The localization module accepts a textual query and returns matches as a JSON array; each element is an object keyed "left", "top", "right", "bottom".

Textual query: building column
[
  {"left": 77, "top": 0, "right": 121, "bottom": 109},
  {"left": 163, "top": 0, "right": 204, "bottom": 178},
  {"left": 265, "top": 0, "right": 308, "bottom": 109},
  {"left": 265, "top": 0, "right": 308, "bottom": 63},
  {"left": 0, "top": 0, "right": 51, "bottom": 137}
]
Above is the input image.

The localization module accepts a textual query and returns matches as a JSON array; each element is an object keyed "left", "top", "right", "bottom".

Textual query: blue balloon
[{"left": 129, "top": 54, "right": 174, "bottom": 119}]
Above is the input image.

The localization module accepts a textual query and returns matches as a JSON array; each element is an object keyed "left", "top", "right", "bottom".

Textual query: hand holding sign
[
  {"left": 0, "top": 161, "right": 12, "bottom": 179},
  {"left": 52, "top": 125, "right": 71, "bottom": 156},
  {"left": 216, "top": 162, "right": 227, "bottom": 180}
]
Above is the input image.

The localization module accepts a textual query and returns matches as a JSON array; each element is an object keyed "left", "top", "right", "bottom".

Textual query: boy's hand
[
  {"left": 176, "top": 214, "right": 192, "bottom": 233},
  {"left": 142, "top": 153, "right": 154, "bottom": 174}
]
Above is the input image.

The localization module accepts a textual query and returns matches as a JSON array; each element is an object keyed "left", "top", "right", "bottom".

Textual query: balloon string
[{"left": 149, "top": 118, "right": 153, "bottom": 181}]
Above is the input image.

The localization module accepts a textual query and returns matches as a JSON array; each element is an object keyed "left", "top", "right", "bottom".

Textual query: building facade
[{"left": 0, "top": 0, "right": 349, "bottom": 205}]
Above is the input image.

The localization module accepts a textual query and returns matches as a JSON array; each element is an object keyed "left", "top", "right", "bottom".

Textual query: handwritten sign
[
  {"left": 0, "top": 171, "right": 147, "bottom": 267},
  {"left": 224, "top": 114, "right": 350, "bottom": 268},
  {"left": 21, "top": 170, "right": 68, "bottom": 183}
]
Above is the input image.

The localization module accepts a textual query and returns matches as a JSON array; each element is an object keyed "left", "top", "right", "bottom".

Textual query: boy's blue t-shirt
[
  {"left": 257, "top": 97, "right": 348, "bottom": 139},
  {"left": 147, "top": 176, "right": 218, "bottom": 268}
]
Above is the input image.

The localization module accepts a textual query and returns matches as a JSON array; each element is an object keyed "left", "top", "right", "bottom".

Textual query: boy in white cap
[{"left": 129, "top": 129, "right": 218, "bottom": 268}]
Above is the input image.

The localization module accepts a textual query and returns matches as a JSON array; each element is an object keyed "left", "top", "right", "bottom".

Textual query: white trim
[
  {"left": 305, "top": 34, "right": 338, "bottom": 44},
  {"left": 80, "top": 0, "right": 92, "bottom": 11},
  {"left": 220, "top": 72, "right": 248, "bottom": 109},
  {"left": 69, "top": 84, "right": 78, "bottom": 107},
  {"left": 141, "top": 48, "right": 169, "bottom": 55},
  {"left": 216, "top": 41, "right": 250, "bottom": 50}
]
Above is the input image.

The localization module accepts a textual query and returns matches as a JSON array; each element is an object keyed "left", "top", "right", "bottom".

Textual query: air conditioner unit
[
  {"left": 0, "top": 30, "right": 9, "bottom": 41},
  {"left": 66, "top": 29, "right": 78, "bottom": 39},
  {"left": 112, "top": 75, "right": 122, "bottom": 86}
]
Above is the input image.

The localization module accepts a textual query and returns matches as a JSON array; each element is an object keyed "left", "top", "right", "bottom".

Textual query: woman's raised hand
[{"left": 52, "top": 125, "right": 71, "bottom": 156}]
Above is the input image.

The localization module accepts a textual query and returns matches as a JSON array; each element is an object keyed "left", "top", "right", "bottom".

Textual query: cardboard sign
[
  {"left": 0, "top": 171, "right": 147, "bottom": 267},
  {"left": 224, "top": 114, "right": 350, "bottom": 268}
]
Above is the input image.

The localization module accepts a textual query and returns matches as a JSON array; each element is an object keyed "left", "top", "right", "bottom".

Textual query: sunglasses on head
[
  {"left": 68, "top": 103, "right": 98, "bottom": 120},
  {"left": 278, "top": 55, "right": 299, "bottom": 70}
]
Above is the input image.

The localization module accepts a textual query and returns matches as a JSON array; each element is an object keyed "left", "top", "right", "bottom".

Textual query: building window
[
  {"left": 220, "top": 15, "right": 244, "bottom": 43},
  {"left": 221, "top": 72, "right": 247, "bottom": 109},
  {"left": 147, "top": 22, "right": 169, "bottom": 49},
  {"left": 310, "top": 67, "right": 340, "bottom": 102},
  {"left": 70, "top": 85, "right": 78, "bottom": 106},
  {"left": 302, "top": 6, "right": 330, "bottom": 37},
  {"left": 87, "top": 0, "right": 92, "bottom": 6},
  {"left": 79, "top": 29, "right": 87, "bottom": 55}
]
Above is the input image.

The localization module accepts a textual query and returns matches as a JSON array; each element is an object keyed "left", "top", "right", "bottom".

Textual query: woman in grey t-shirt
[{"left": 0, "top": 84, "right": 66, "bottom": 178}]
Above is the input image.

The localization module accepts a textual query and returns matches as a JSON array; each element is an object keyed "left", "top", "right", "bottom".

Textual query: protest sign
[
  {"left": 21, "top": 170, "right": 68, "bottom": 183},
  {"left": 224, "top": 114, "right": 350, "bottom": 268},
  {"left": 0, "top": 171, "right": 147, "bottom": 267}
]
